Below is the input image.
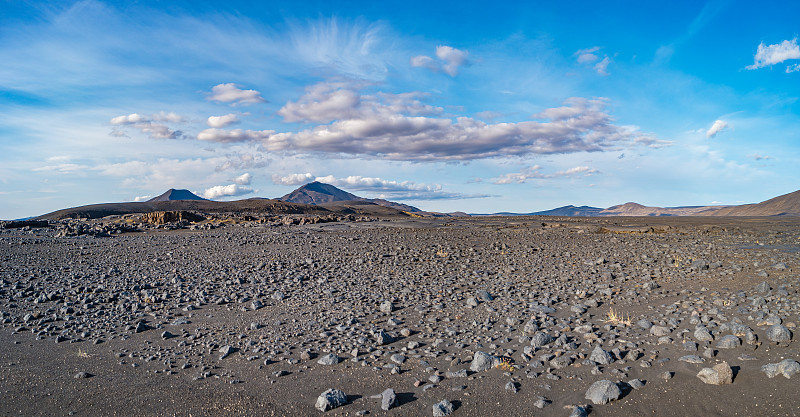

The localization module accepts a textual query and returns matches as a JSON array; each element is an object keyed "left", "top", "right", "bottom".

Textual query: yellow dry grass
[{"left": 604, "top": 308, "right": 632, "bottom": 327}]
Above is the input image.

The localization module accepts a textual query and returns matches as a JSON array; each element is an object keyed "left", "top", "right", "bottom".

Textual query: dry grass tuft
[
  {"left": 604, "top": 308, "right": 632, "bottom": 327},
  {"left": 494, "top": 356, "right": 515, "bottom": 372}
]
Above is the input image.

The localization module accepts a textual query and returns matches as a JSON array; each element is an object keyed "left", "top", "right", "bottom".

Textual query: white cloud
[
  {"left": 110, "top": 113, "right": 147, "bottom": 124},
  {"left": 492, "top": 165, "right": 599, "bottom": 184},
  {"left": 411, "top": 45, "right": 470, "bottom": 76},
  {"left": 201, "top": 184, "right": 253, "bottom": 199},
  {"left": 207, "top": 83, "right": 265, "bottom": 105},
  {"left": 556, "top": 166, "right": 598, "bottom": 176},
  {"left": 746, "top": 38, "right": 800, "bottom": 70},
  {"left": 787, "top": 63, "right": 800, "bottom": 73},
  {"left": 197, "top": 128, "right": 274, "bottom": 143},
  {"left": 706, "top": 119, "right": 729, "bottom": 138},
  {"left": 278, "top": 82, "right": 441, "bottom": 124},
  {"left": 233, "top": 172, "right": 252, "bottom": 185},
  {"left": 207, "top": 113, "right": 239, "bottom": 128},
  {"left": 279, "top": 82, "right": 362, "bottom": 123},
  {"left": 109, "top": 112, "right": 184, "bottom": 139},
  {"left": 134, "top": 195, "right": 151, "bottom": 202},
  {"left": 271, "top": 172, "right": 314, "bottom": 185}
]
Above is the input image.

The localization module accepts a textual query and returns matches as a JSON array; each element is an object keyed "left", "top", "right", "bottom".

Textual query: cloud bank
[{"left": 200, "top": 82, "right": 660, "bottom": 161}]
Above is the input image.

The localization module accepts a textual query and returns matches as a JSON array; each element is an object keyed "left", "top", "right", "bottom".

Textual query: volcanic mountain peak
[
  {"left": 280, "top": 182, "right": 422, "bottom": 212},
  {"left": 280, "top": 181, "right": 359, "bottom": 205},
  {"left": 147, "top": 189, "right": 207, "bottom": 202}
]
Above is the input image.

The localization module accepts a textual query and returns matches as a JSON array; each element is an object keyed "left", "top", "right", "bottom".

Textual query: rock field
[{"left": 1, "top": 215, "right": 799, "bottom": 416}]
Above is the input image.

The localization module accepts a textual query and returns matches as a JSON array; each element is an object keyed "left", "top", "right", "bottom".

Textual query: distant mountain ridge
[
  {"left": 147, "top": 189, "right": 207, "bottom": 202},
  {"left": 520, "top": 189, "right": 800, "bottom": 217},
  {"left": 280, "top": 181, "right": 422, "bottom": 213}
]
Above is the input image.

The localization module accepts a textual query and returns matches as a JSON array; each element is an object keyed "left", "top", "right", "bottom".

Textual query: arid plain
[{"left": 2, "top": 212, "right": 799, "bottom": 416}]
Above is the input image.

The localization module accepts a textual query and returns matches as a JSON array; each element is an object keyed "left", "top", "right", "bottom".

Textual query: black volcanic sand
[{"left": 1, "top": 216, "right": 800, "bottom": 416}]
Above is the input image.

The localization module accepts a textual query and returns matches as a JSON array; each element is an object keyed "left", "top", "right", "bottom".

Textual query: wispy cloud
[
  {"left": 575, "top": 47, "right": 611, "bottom": 75},
  {"left": 492, "top": 165, "right": 599, "bottom": 184},
  {"left": 110, "top": 112, "right": 184, "bottom": 139},
  {"left": 748, "top": 153, "right": 773, "bottom": 161}
]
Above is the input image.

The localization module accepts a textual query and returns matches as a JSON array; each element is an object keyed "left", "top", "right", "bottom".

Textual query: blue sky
[{"left": 1, "top": 0, "right": 799, "bottom": 218}]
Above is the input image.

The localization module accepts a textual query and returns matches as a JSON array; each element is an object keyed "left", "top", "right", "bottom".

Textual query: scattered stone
[
  {"left": 569, "top": 405, "right": 589, "bottom": 417},
  {"left": 590, "top": 346, "right": 614, "bottom": 365},
  {"left": 584, "top": 380, "right": 621, "bottom": 405},
  {"left": 315, "top": 388, "right": 347, "bottom": 412},
  {"left": 679, "top": 355, "right": 705, "bottom": 364},
  {"left": 470, "top": 351, "right": 498, "bottom": 372},
  {"left": 380, "top": 388, "right": 398, "bottom": 411},
  {"left": 694, "top": 326, "right": 714, "bottom": 342},
  {"left": 716, "top": 335, "right": 741, "bottom": 349},
  {"left": 74, "top": 372, "right": 92, "bottom": 379},
  {"left": 628, "top": 379, "right": 645, "bottom": 389},
  {"left": 218, "top": 345, "right": 236, "bottom": 360},
  {"left": 650, "top": 325, "right": 671, "bottom": 337},
  {"left": 766, "top": 324, "right": 792, "bottom": 343},
  {"left": 761, "top": 359, "right": 800, "bottom": 379},
  {"left": 505, "top": 381, "right": 518, "bottom": 393},
  {"left": 375, "top": 330, "right": 394, "bottom": 346},
  {"left": 432, "top": 399, "right": 454, "bottom": 417},
  {"left": 380, "top": 300, "right": 394, "bottom": 313},
  {"left": 697, "top": 362, "right": 733, "bottom": 385},
  {"left": 317, "top": 353, "right": 341, "bottom": 365},
  {"left": 533, "top": 396, "right": 551, "bottom": 408}
]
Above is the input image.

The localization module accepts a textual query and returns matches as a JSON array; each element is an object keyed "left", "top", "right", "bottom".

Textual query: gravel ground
[{"left": 1, "top": 215, "right": 799, "bottom": 416}]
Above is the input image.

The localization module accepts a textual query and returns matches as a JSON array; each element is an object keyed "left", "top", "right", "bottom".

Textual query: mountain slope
[
  {"left": 709, "top": 189, "right": 800, "bottom": 216},
  {"left": 530, "top": 205, "right": 604, "bottom": 216},
  {"left": 148, "top": 189, "right": 207, "bottom": 202}
]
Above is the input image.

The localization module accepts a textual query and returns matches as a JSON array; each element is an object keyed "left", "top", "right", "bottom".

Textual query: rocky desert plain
[{"left": 2, "top": 186, "right": 800, "bottom": 416}]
